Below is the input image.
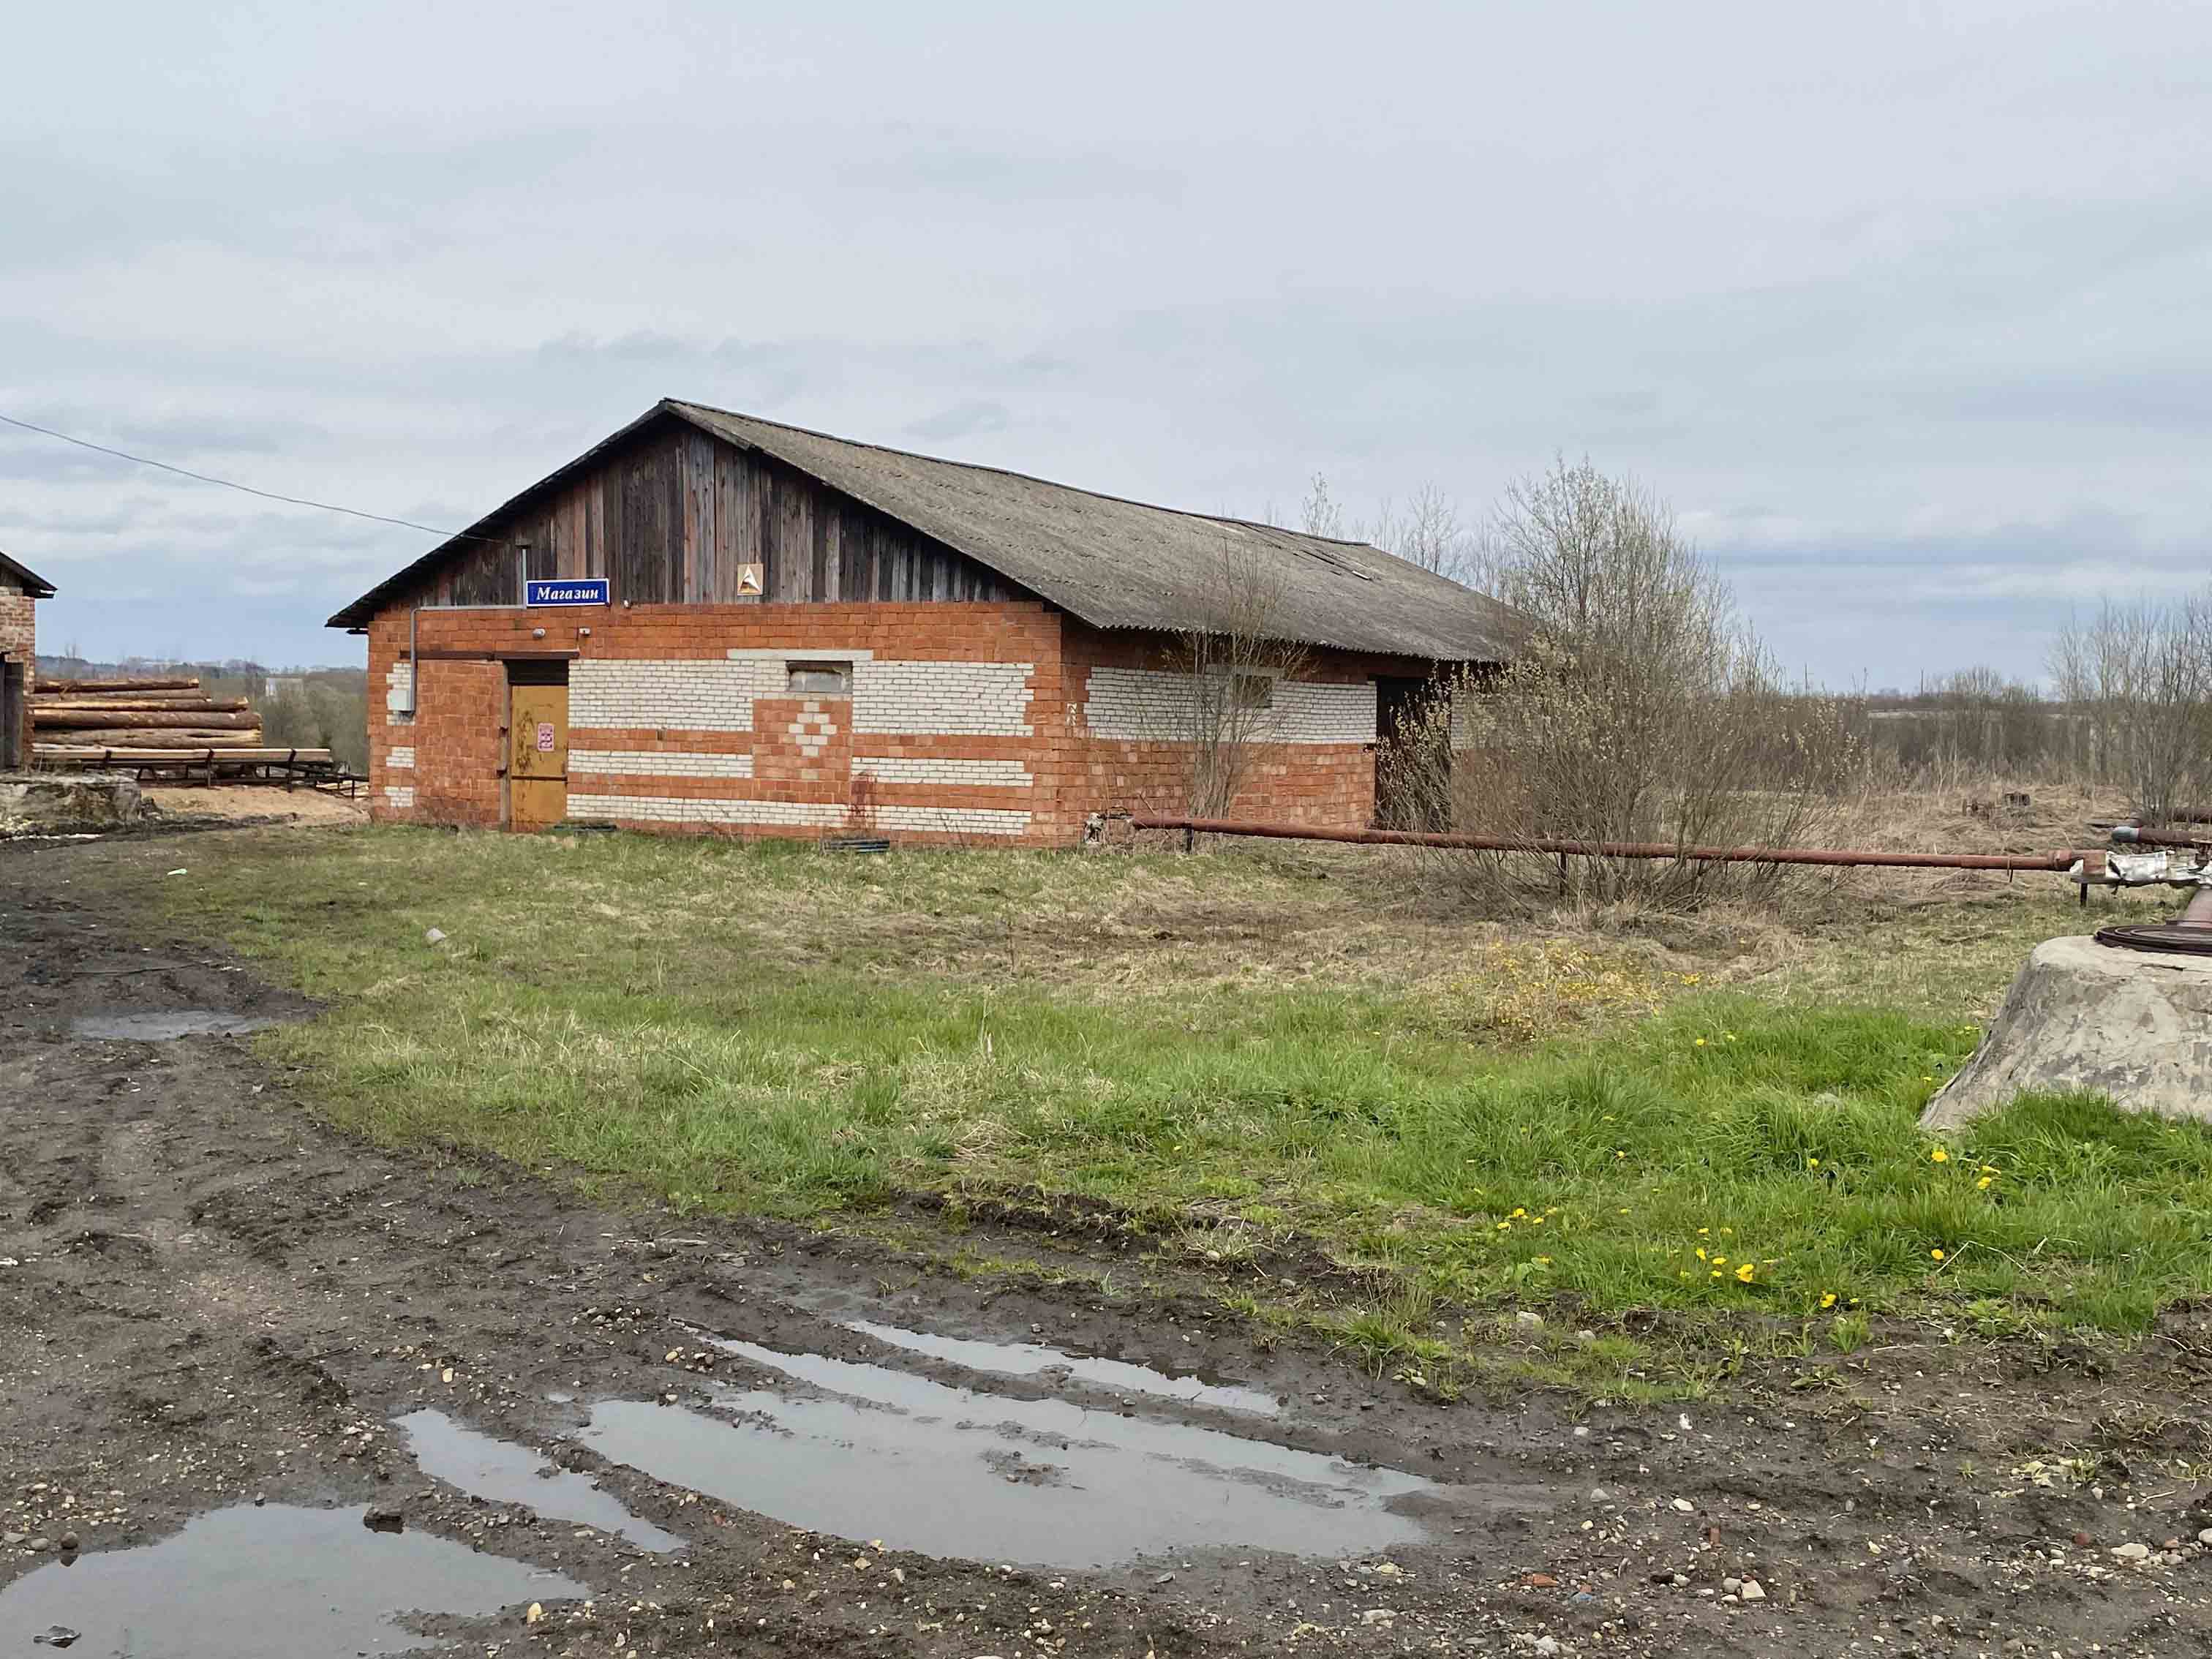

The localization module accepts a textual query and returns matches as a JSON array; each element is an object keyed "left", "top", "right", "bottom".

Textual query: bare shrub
[
  {"left": 1166, "top": 534, "right": 1315, "bottom": 818},
  {"left": 2050, "top": 595, "right": 2212, "bottom": 824},
  {"left": 1398, "top": 459, "right": 1858, "bottom": 908}
]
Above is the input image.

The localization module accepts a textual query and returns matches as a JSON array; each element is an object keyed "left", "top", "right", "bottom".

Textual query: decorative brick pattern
[
  {"left": 1083, "top": 667, "right": 1376, "bottom": 745},
  {"left": 854, "top": 756, "right": 1032, "bottom": 788},
  {"left": 751, "top": 694, "right": 854, "bottom": 793},
  {"left": 383, "top": 784, "right": 416, "bottom": 809},
  {"left": 571, "top": 749, "right": 754, "bottom": 778},
  {"left": 853, "top": 661, "right": 1033, "bottom": 735},
  {"left": 386, "top": 746, "right": 416, "bottom": 770}
]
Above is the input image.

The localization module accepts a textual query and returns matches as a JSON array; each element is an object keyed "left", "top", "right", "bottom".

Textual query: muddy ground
[{"left": 4, "top": 833, "right": 2212, "bottom": 1658}]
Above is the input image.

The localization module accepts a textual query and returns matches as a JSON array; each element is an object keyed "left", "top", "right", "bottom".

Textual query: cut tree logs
[
  {"left": 27, "top": 677, "right": 265, "bottom": 755},
  {"left": 34, "top": 709, "right": 260, "bottom": 730},
  {"left": 35, "top": 677, "right": 202, "bottom": 694},
  {"left": 43, "top": 729, "right": 262, "bottom": 749},
  {"left": 32, "top": 696, "right": 252, "bottom": 714},
  {"left": 33, "top": 746, "right": 333, "bottom": 767},
  {"left": 1922, "top": 935, "right": 2212, "bottom": 1129}
]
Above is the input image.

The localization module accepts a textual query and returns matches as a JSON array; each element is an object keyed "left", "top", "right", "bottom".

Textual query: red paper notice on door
[{"left": 535, "top": 722, "right": 555, "bottom": 753}]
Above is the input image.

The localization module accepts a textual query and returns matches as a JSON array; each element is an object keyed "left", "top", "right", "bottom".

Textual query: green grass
[{"left": 137, "top": 824, "right": 2212, "bottom": 1368}]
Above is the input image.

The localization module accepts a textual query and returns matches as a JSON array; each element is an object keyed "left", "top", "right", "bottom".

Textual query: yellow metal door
[{"left": 509, "top": 682, "right": 568, "bottom": 830}]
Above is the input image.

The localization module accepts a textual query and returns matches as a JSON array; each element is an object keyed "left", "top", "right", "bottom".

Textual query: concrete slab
[{"left": 1923, "top": 933, "right": 2212, "bottom": 1129}]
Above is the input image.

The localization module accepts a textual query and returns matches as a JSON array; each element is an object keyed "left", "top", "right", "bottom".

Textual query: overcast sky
[{"left": 6, "top": 1, "right": 2207, "bottom": 687}]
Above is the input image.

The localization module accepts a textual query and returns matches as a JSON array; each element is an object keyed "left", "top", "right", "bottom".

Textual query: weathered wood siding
[{"left": 406, "top": 421, "right": 1020, "bottom": 609}]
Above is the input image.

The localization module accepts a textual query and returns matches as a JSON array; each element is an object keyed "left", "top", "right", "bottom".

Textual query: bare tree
[
  {"left": 2050, "top": 594, "right": 2212, "bottom": 823},
  {"left": 1397, "top": 483, "right": 1467, "bottom": 577},
  {"left": 1300, "top": 474, "right": 1344, "bottom": 539}
]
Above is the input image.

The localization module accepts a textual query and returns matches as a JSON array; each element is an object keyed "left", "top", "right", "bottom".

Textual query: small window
[
  {"left": 787, "top": 661, "right": 852, "bottom": 696},
  {"left": 1228, "top": 671, "right": 1276, "bottom": 710}
]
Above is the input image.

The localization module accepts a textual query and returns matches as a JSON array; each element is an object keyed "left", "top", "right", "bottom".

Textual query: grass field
[{"left": 148, "top": 822, "right": 2212, "bottom": 1393}]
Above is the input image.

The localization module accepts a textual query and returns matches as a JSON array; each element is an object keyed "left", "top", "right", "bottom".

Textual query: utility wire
[{"left": 0, "top": 411, "right": 504, "bottom": 543}]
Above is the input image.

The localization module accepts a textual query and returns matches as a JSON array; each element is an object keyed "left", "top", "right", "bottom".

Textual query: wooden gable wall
[{"left": 419, "top": 421, "right": 1023, "bottom": 610}]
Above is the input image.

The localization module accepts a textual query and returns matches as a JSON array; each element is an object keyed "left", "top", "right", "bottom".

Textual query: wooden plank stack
[{"left": 31, "top": 676, "right": 269, "bottom": 761}]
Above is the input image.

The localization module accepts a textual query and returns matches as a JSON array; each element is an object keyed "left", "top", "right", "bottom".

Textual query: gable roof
[
  {"left": 0, "top": 551, "right": 55, "bottom": 598},
  {"left": 331, "top": 399, "right": 1526, "bottom": 661}
]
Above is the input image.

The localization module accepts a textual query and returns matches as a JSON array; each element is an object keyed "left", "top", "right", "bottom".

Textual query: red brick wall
[
  {"left": 364, "top": 602, "right": 1078, "bottom": 843},
  {"left": 362, "top": 601, "right": 1438, "bottom": 841},
  {"left": 0, "top": 582, "right": 35, "bottom": 768}
]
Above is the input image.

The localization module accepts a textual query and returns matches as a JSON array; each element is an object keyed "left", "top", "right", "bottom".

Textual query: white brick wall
[
  {"left": 565, "top": 793, "right": 1030, "bottom": 836},
  {"left": 1083, "top": 668, "right": 1376, "bottom": 745},
  {"left": 384, "top": 662, "right": 414, "bottom": 724},
  {"left": 383, "top": 783, "right": 415, "bottom": 810},
  {"left": 854, "top": 756, "right": 1031, "bottom": 788},
  {"left": 571, "top": 749, "right": 754, "bottom": 779},
  {"left": 569, "top": 658, "right": 783, "bottom": 731},
  {"left": 566, "top": 794, "right": 846, "bottom": 828},
  {"left": 853, "top": 661, "right": 1033, "bottom": 735},
  {"left": 876, "top": 805, "right": 1031, "bottom": 835},
  {"left": 385, "top": 746, "right": 415, "bottom": 770}
]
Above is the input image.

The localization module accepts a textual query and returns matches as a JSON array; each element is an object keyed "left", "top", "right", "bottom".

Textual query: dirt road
[{"left": 4, "top": 833, "right": 2211, "bottom": 1657}]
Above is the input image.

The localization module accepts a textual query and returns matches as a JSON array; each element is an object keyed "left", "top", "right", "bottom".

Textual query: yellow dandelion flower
[
  {"left": 1725, "top": 1032, "right": 1738, "bottom": 1042},
  {"left": 1819, "top": 1293, "right": 1837, "bottom": 1309},
  {"left": 1980, "top": 1165, "right": 1998, "bottom": 1175},
  {"left": 1512, "top": 1208, "right": 1527, "bottom": 1218},
  {"left": 1712, "top": 1255, "right": 1728, "bottom": 1267},
  {"left": 1694, "top": 1037, "right": 1708, "bottom": 1047},
  {"left": 1930, "top": 1248, "right": 1946, "bottom": 1260},
  {"left": 1497, "top": 1221, "right": 1511, "bottom": 1230},
  {"left": 1618, "top": 1207, "right": 1630, "bottom": 1215},
  {"left": 1536, "top": 1255, "right": 1551, "bottom": 1265},
  {"left": 1696, "top": 1247, "right": 1707, "bottom": 1260},
  {"left": 1615, "top": 1150, "right": 1627, "bottom": 1159},
  {"left": 1977, "top": 1176, "right": 1993, "bottom": 1190},
  {"left": 1685, "top": 974, "right": 1701, "bottom": 985},
  {"left": 1807, "top": 1156, "right": 1820, "bottom": 1168},
  {"left": 1697, "top": 1227, "right": 1709, "bottom": 1236},
  {"left": 1930, "top": 1147, "right": 1949, "bottom": 1164},
  {"left": 1710, "top": 1269, "right": 1723, "bottom": 1279},
  {"left": 1720, "top": 1227, "right": 1733, "bottom": 1236},
  {"left": 1735, "top": 1263, "right": 1756, "bottom": 1283}
]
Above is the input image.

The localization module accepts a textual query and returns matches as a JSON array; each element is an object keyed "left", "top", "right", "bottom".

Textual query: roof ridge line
[{"left": 663, "top": 398, "right": 1381, "bottom": 550}]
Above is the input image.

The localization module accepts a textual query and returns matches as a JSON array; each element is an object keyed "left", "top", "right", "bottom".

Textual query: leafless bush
[
  {"left": 2050, "top": 595, "right": 2212, "bottom": 824},
  {"left": 1163, "top": 534, "right": 1314, "bottom": 817},
  {"left": 1398, "top": 459, "right": 1858, "bottom": 908}
]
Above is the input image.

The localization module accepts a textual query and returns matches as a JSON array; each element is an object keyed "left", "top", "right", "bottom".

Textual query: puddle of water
[
  {"left": 845, "top": 1317, "right": 1281, "bottom": 1416},
  {"left": 396, "top": 1409, "right": 684, "bottom": 1552},
  {"left": 579, "top": 1336, "right": 1439, "bottom": 1569},
  {"left": 70, "top": 1010, "right": 276, "bottom": 1041},
  {"left": 0, "top": 1503, "right": 581, "bottom": 1658}
]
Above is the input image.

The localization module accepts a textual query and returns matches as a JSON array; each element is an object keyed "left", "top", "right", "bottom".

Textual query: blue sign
[{"left": 525, "top": 578, "right": 609, "bottom": 607}]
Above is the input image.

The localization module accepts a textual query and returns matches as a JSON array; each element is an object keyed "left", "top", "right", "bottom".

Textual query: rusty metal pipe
[{"left": 1129, "top": 816, "right": 2081, "bottom": 873}]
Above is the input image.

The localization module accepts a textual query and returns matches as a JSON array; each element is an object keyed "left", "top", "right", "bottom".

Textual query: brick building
[
  {"left": 0, "top": 552, "right": 55, "bottom": 771},
  {"left": 328, "top": 400, "right": 1523, "bottom": 844}
]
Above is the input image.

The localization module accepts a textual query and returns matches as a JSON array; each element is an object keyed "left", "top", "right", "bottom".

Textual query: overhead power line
[{"left": 0, "top": 411, "right": 502, "bottom": 543}]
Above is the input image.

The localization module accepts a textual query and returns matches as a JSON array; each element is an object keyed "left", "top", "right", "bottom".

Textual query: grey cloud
[{"left": 903, "top": 399, "right": 1009, "bottom": 442}]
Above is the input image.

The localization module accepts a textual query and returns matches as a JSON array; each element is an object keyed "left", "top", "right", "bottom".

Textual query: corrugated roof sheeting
[{"left": 331, "top": 399, "right": 1527, "bottom": 662}]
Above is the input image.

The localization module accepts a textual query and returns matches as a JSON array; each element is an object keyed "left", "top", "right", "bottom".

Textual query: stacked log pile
[{"left": 31, "top": 676, "right": 264, "bottom": 759}]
